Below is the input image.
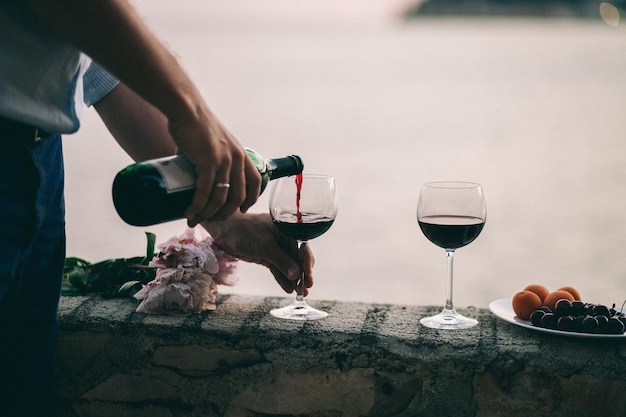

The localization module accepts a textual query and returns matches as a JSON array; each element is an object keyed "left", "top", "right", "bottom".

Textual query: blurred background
[{"left": 64, "top": 0, "right": 626, "bottom": 308}]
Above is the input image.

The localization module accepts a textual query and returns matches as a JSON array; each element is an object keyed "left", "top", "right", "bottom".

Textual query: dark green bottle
[{"left": 112, "top": 148, "right": 304, "bottom": 226}]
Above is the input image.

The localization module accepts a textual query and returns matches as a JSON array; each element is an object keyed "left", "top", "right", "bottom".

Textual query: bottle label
[{"left": 150, "top": 156, "right": 196, "bottom": 193}]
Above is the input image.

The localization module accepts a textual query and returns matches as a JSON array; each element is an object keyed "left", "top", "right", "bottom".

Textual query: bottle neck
[{"left": 266, "top": 155, "right": 304, "bottom": 180}]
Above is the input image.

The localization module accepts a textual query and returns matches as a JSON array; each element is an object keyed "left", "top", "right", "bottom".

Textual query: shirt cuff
[{"left": 83, "top": 61, "right": 120, "bottom": 106}]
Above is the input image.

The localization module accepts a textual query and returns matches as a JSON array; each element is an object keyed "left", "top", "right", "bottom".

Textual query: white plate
[{"left": 488, "top": 298, "right": 626, "bottom": 339}]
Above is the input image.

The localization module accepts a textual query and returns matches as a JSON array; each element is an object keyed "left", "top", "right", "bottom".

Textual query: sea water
[{"left": 63, "top": 1, "right": 626, "bottom": 308}]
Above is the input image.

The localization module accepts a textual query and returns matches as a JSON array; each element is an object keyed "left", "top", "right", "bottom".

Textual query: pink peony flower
[
  {"left": 134, "top": 227, "right": 237, "bottom": 314},
  {"left": 211, "top": 242, "right": 239, "bottom": 286}
]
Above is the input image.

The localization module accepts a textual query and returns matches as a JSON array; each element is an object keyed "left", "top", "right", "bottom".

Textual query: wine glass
[
  {"left": 417, "top": 181, "right": 486, "bottom": 329},
  {"left": 269, "top": 174, "right": 338, "bottom": 320}
]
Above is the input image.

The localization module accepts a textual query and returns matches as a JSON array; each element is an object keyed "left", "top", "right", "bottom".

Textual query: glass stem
[
  {"left": 445, "top": 250, "right": 455, "bottom": 311},
  {"left": 296, "top": 240, "right": 306, "bottom": 302}
]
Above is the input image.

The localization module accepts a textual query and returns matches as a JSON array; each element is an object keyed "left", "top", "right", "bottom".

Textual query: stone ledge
[{"left": 55, "top": 294, "right": 626, "bottom": 417}]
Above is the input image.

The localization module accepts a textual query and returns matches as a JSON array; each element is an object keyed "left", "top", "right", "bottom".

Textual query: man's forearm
[
  {"left": 22, "top": 0, "right": 200, "bottom": 123},
  {"left": 23, "top": 0, "right": 261, "bottom": 224},
  {"left": 94, "top": 82, "right": 177, "bottom": 162}
]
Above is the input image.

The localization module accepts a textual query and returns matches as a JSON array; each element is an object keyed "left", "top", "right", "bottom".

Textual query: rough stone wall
[{"left": 54, "top": 295, "right": 626, "bottom": 417}]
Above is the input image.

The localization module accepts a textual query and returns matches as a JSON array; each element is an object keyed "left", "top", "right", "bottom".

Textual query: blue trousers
[{"left": 0, "top": 135, "right": 65, "bottom": 416}]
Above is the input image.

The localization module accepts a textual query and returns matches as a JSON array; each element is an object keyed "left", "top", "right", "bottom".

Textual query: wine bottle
[{"left": 112, "top": 148, "right": 304, "bottom": 226}]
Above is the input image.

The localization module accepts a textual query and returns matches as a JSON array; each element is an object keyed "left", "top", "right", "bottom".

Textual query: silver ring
[{"left": 215, "top": 182, "right": 231, "bottom": 189}]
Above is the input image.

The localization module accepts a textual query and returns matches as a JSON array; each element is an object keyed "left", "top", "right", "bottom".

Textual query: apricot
[
  {"left": 512, "top": 291, "right": 543, "bottom": 320},
  {"left": 543, "top": 290, "right": 575, "bottom": 311},
  {"left": 557, "top": 286, "right": 581, "bottom": 301},
  {"left": 523, "top": 284, "right": 550, "bottom": 304}
]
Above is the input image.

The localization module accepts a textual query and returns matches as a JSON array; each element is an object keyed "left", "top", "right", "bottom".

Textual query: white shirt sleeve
[
  {"left": 83, "top": 62, "right": 120, "bottom": 107},
  {"left": 0, "top": 1, "right": 89, "bottom": 134}
]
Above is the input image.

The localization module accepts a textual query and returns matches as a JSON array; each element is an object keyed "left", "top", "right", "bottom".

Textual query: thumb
[
  {"left": 270, "top": 252, "right": 301, "bottom": 282},
  {"left": 269, "top": 266, "right": 299, "bottom": 295}
]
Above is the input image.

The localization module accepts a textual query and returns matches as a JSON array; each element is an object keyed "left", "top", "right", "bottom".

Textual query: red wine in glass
[
  {"left": 269, "top": 174, "right": 338, "bottom": 320},
  {"left": 273, "top": 212, "right": 335, "bottom": 241},
  {"left": 417, "top": 182, "right": 486, "bottom": 329},
  {"left": 418, "top": 215, "right": 484, "bottom": 250}
]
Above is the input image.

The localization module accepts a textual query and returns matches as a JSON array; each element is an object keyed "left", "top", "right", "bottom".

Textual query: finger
[
  {"left": 208, "top": 158, "right": 247, "bottom": 222},
  {"left": 295, "top": 277, "right": 309, "bottom": 297},
  {"left": 185, "top": 170, "right": 218, "bottom": 226},
  {"left": 297, "top": 242, "right": 315, "bottom": 289},
  {"left": 265, "top": 248, "right": 302, "bottom": 283},
  {"left": 240, "top": 157, "right": 262, "bottom": 213},
  {"left": 301, "top": 265, "right": 314, "bottom": 290},
  {"left": 272, "top": 234, "right": 310, "bottom": 286},
  {"left": 300, "top": 242, "right": 315, "bottom": 274},
  {"left": 269, "top": 266, "right": 296, "bottom": 294},
  {"left": 187, "top": 174, "right": 230, "bottom": 226},
  {"left": 276, "top": 230, "right": 301, "bottom": 262}
]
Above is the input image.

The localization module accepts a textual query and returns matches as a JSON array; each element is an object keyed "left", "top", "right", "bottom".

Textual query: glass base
[
  {"left": 420, "top": 309, "right": 478, "bottom": 329},
  {"left": 270, "top": 298, "right": 328, "bottom": 321}
]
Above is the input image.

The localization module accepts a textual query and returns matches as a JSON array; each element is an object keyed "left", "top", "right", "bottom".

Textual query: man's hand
[
  {"left": 167, "top": 110, "right": 261, "bottom": 226},
  {"left": 93, "top": 81, "right": 262, "bottom": 226},
  {"left": 202, "top": 213, "right": 315, "bottom": 295}
]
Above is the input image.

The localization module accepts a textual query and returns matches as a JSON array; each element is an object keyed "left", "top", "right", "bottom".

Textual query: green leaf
[
  {"left": 63, "top": 257, "right": 91, "bottom": 294},
  {"left": 64, "top": 256, "right": 91, "bottom": 269},
  {"left": 119, "top": 280, "right": 142, "bottom": 294},
  {"left": 69, "top": 270, "right": 89, "bottom": 288},
  {"left": 145, "top": 232, "right": 157, "bottom": 262},
  {"left": 63, "top": 231, "right": 159, "bottom": 298}
]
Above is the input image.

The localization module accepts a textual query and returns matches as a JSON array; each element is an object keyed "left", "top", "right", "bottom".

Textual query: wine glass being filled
[
  {"left": 417, "top": 181, "right": 486, "bottom": 329},
  {"left": 269, "top": 174, "right": 338, "bottom": 320}
]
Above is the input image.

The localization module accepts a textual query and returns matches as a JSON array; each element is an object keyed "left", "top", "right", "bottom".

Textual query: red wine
[
  {"left": 295, "top": 172, "right": 303, "bottom": 222},
  {"left": 112, "top": 148, "right": 303, "bottom": 226},
  {"left": 273, "top": 212, "right": 334, "bottom": 241},
  {"left": 418, "top": 215, "right": 484, "bottom": 250}
]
